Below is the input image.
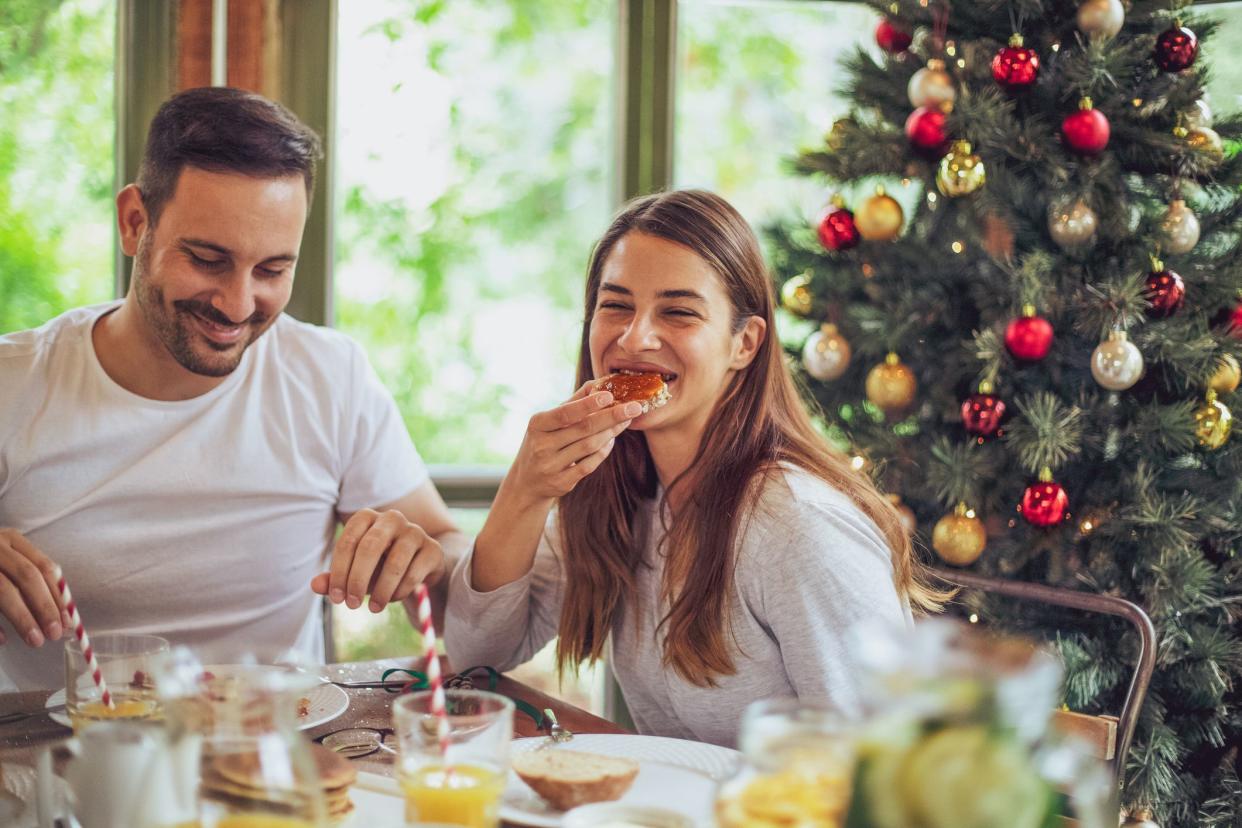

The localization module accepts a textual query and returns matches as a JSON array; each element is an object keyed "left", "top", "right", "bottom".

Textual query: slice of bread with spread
[{"left": 512, "top": 749, "right": 640, "bottom": 811}]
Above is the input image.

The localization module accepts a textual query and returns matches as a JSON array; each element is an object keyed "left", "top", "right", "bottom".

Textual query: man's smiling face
[{"left": 131, "top": 166, "right": 306, "bottom": 377}]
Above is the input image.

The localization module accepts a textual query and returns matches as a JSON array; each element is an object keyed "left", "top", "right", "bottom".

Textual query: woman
[{"left": 445, "top": 190, "right": 942, "bottom": 747}]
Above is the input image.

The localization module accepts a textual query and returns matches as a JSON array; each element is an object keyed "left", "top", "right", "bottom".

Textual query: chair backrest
[{"left": 930, "top": 567, "right": 1157, "bottom": 792}]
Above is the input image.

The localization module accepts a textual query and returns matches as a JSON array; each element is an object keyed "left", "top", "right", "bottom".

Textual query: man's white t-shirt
[{"left": 0, "top": 302, "right": 429, "bottom": 690}]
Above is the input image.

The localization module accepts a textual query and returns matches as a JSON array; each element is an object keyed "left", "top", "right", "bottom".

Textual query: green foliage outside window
[{"left": 0, "top": 0, "right": 113, "bottom": 335}]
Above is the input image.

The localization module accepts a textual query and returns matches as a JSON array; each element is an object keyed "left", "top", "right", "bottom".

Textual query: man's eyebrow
[{"left": 179, "top": 238, "right": 298, "bottom": 264}]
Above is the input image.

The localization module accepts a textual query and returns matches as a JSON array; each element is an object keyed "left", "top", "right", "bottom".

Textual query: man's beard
[{"left": 132, "top": 236, "right": 270, "bottom": 378}]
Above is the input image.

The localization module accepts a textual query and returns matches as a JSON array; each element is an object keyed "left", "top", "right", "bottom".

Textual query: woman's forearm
[{"left": 470, "top": 472, "right": 555, "bottom": 592}]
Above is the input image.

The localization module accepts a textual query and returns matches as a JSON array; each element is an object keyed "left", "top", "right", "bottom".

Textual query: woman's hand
[{"left": 507, "top": 383, "right": 642, "bottom": 504}]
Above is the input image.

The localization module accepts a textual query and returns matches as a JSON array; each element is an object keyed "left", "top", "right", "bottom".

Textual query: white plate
[
  {"left": 44, "top": 671, "right": 349, "bottom": 731},
  {"left": 352, "top": 734, "right": 741, "bottom": 828}
]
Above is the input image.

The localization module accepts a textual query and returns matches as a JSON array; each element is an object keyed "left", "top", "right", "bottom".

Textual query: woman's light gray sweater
[{"left": 444, "top": 467, "right": 913, "bottom": 747}]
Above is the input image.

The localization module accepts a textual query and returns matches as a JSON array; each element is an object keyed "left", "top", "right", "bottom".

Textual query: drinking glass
[
  {"left": 393, "top": 689, "right": 514, "bottom": 828},
  {"left": 153, "top": 646, "right": 331, "bottom": 828},
  {"left": 715, "top": 699, "right": 855, "bottom": 828},
  {"left": 65, "top": 633, "right": 169, "bottom": 730}
]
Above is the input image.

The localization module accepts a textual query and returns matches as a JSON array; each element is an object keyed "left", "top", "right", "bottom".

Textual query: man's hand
[
  {"left": 310, "top": 509, "right": 446, "bottom": 613},
  {"left": 0, "top": 528, "right": 68, "bottom": 647}
]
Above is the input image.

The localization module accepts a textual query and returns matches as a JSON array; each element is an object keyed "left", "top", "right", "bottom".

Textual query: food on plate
[
  {"left": 202, "top": 741, "right": 357, "bottom": 822},
  {"left": 592, "top": 372, "right": 671, "bottom": 413},
  {"left": 296, "top": 697, "right": 311, "bottom": 718},
  {"left": 512, "top": 749, "right": 640, "bottom": 811}
]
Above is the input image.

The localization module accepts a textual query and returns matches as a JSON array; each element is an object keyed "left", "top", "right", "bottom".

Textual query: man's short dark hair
[{"left": 136, "top": 86, "right": 323, "bottom": 226}]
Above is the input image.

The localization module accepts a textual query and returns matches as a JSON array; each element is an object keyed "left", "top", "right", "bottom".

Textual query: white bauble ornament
[
  {"left": 1158, "top": 199, "right": 1200, "bottom": 255},
  {"left": 1077, "top": 0, "right": 1124, "bottom": 39},
  {"left": 1186, "top": 99, "right": 1213, "bottom": 129},
  {"left": 908, "top": 59, "right": 956, "bottom": 109},
  {"left": 1047, "top": 198, "right": 1098, "bottom": 249},
  {"left": 1091, "top": 331, "right": 1144, "bottom": 391},
  {"left": 802, "top": 323, "right": 852, "bottom": 381}
]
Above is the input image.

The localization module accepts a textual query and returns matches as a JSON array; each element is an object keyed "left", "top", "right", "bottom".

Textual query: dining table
[{"left": 0, "top": 658, "right": 631, "bottom": 824}]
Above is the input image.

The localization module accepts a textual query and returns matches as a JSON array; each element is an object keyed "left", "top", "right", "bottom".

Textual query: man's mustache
[{"left": 174, "top": 300, "right": 265, "bottom": 327}]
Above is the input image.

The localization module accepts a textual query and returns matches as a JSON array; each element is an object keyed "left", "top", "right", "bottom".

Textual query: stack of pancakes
[{"left": 201, "top": 741, "right": 357, "bottom": 821}]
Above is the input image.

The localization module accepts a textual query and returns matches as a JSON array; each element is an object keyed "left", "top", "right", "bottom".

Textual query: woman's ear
[{"left": 730, "top": 315, "right": 767, "bottom": 370}]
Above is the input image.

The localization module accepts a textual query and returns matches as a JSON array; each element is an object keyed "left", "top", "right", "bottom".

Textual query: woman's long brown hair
[{"left": 556, "top": 190, "right": 945, "bottom": 686}]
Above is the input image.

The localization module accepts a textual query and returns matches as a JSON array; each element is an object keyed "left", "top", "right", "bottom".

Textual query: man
[{"left": 0, "top": 87, "right": 467, "bottom": 690}]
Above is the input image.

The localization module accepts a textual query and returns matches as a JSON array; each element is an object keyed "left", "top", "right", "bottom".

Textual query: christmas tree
[{"left": 766, "top": 2, "right": 1242, "bottom": 824}]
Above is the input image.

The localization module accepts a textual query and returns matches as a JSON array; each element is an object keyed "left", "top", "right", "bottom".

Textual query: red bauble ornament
[
  {"left": 1145, "top": 267, "right": 1186, "bottom": 318},
  {"left": 992, "top": 34, "right": 1040, "bottom": 89},
  {"left": 905, "top": 106, "right": 948, "bottom": 156},
  {"left": 1229, "top": 302, "right": 1242, "bottom": 339},
  {"left": 1155, "top": 25, "right": 1198, "bottom": 72},
  {"left": 961, "top": 384, "right": 1006, "bottom": 438},
  {"left": 875, "top": 18, "right": 913, "bottom": 54},
  {"left": 1020, "top": 470, "right": 1069, "bottom": 527},
  {"left": 1004, "top": 306, "right": 1054, "bottom": 362},
  {"left": 817, "top": 206, "right": 859, "bottom": 252},
  {"left": 1062, "top": 98, "right": 1110, "bottom": 155}
]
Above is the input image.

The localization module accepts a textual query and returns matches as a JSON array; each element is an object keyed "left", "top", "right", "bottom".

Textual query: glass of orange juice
[
  {"left": 393, "top": 689, "right": 514, "bottom": 828},
  {"left": 65, "top": 633, "right": 169, "bottom": 730}
]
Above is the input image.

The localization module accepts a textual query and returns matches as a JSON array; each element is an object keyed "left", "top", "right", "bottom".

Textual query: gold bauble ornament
[
  {"left": 932, "top": 502, "right": 987, "bottom": 566},
  {"left": 1195, "top": 390, "right": 1233, "bottom": 449},
  {"left": 1186, "top": 126, "right": 1224, "bottom": 158},
  {"left": 1077, "top": 0, "right": 1124, "bottom": 40},
  {"left": 780, "top": 272, "right": 813, "bottom": 317},
  {"left": 802, "top": 323, "right": 852, "bottom": 381},
  {"left": 908, "top": 59, "right": 956, "bottom": 109},
  {"left": 1209, "top": 353, "right": 1240, "bottom": 394},
  {"left": 1158, "top": 198, "right": 1200, "bottom": 255},
  {"left": 855, "top": 188, "right": 904, "bottom": 241},
  {"left": 936, "top": 140, "right": 986, "bottom": 197},
  {"left": 1121, "top": 809, "right": 1161, "bottom": 828},
  {"left": 865, "top": 352, "right": 917, "bottom": 413},
  {"left": 887, "top": 493, "right": 918, "bottom": 535},
  {"left": 1091, "top": 330, "right": 1144, "bottom": 391},
  {"left": 1047, "top": 197, "right": 1098, "bottom": 249}
]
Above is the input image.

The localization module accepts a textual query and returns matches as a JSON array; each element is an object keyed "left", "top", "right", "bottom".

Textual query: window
[
  {"left": 0, "top": 0, "right": 115, "bottom": 333},
  {"left": 674, "top": 0, "right": 880, "bottom": 232},
  {"left": 331, "top": 0, "right": 614, "bottom": 714}
]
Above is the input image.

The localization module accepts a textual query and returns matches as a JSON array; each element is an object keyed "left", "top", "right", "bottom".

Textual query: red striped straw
[
  {"left": 415, "top": 583, "right": 450, "bottom": 762},
  {"left": 54, "top": 565, "right": 113, "bottom": 709}
]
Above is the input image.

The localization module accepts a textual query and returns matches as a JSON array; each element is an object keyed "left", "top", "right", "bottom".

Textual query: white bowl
[{"left": 562, "top": 802, "right": 695, "bottom": 828}]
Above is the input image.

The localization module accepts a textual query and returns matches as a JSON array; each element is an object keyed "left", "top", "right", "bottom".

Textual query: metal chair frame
[{"left": 931, "top": 567, "right": 1157, "bottom": 791}]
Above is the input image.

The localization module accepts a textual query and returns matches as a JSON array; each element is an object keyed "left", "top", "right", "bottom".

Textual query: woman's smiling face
[{"left": 589, "top": 231, "right": 754, "bottom": 436}]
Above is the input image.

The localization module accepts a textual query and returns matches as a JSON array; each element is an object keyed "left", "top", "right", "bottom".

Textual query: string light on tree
[
  {"left": 960, "top": 380, "right": 1006, "bottom": 441},
  {"left": 865, "top": 352, "right": 917, "bottom": 415},
  {"left": 1209, "top": 354, "right": 1240, "bottom": 394},
  {"left": 1185, "top": 125, "right": 1224, "bottom": 158},
  {"left": 1019, "top": 468, "right": 1070, "bottom": 527},
  {"left": 992, "top": 34, "right": 1040, "bottom": 89},
  {"left": 1005, "top": 305, "right": 1054, "bottom": 362},
  {"left": 856, "top": 187, "right": 904, "bottom": 241},
  {"left": 1048, "top": 198, "right": 1098, "bottom": 249},
  {"left": 1194, "top": 390, "right": 1233, "bottom": 449},
  {"left": 932, "top": 502, "right": 987, "bottom": 566},
  {"left": 780, "top": 272, "right": 814, "bottom": 317},
  {"left": 1091, "top": 330, "right": 1144, "bottom": 391},
  {"left": 875, "top": 18, "right": 912, "bottom": 54},
  {"left": 1158, "top": 199, "right": 1200, "bottom": 254},
  {"left": 1155, "top": 22, "right": 1199, "bottom": 72},
  {"left": 908, "top": 58, "right": 955, "bottom": 109},
  {"left": 817, "top": 198, "right": 859, "bottom": 251},
  {"left": 1144, "top": 259, "right": 1186, "bottom": 318},
  {"left": 801, "top": 323, "right": 851, "bottom": 381},
  {"left": 1076, "top": 0, "right": 1124, "bottom": 39},
  {"left": 1062, "top": 97, "right": 1110, "bottom": 155},
  {"left": 936, "top": 141, "right": 986, "bottom": 197}
]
